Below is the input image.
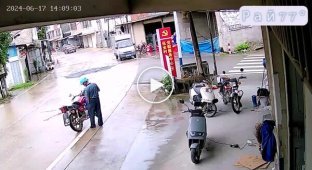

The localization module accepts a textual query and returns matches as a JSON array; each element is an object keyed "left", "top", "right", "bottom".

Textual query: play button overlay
[
  {"left": 137, "top": 66, "right": 174, "bottom": 104},
  {"left": 150, "top": 78, "right": 164, "bottom": 93}
]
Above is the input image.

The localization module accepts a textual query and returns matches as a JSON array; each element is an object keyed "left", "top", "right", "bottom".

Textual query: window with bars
[
  {"left": 70, "top": 23, "right": 77, "bottom": 30},
  {"left": 56, "top": 29, "right": 61, "bottom": 36},
  {"left": 82, "top": 21, "right": 92, "bottom": 28}
]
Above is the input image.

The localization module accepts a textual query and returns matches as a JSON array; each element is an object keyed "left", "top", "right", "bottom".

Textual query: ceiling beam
[{"left": 0, "top": 0, "right": 260, "bottom": 31}]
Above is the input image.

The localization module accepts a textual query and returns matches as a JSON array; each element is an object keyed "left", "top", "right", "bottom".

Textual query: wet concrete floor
[{"left": 0, "top": 49, "right": 138, "bottom": 170}]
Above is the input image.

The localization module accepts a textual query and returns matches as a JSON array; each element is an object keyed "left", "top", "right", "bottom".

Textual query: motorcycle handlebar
[{"left": 71, "top": 94, "right": 80, "bottom": 101}]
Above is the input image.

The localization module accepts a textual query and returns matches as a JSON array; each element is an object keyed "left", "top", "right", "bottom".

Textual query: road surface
[{"left": 0, "top": 49, "right": 273, "bottom": 170}]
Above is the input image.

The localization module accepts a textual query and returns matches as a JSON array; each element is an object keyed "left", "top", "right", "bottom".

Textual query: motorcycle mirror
[
  {"left": 222, "top": 71, "right": 226, "bottom": 74},
  {"left": 240, "top": 68, "right": 244, "bottom": 72},
  {"left": 179, "top": 99, "right": 185, "bottom": 104}
]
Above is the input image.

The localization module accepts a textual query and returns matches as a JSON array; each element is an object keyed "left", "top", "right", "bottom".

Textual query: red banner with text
[{"left": 156, "top": 27, "right": 177, "bottom": 77}]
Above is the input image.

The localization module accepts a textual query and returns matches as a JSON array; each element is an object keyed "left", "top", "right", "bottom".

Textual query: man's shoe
[
  {"left": 98, "top": 123, "right": 103, "bottom": 127},
  {"left": 90, "top": 125, "right": 96, "bottom": 128}
]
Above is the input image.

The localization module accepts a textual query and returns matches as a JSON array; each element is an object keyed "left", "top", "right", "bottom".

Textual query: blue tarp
[{"left": 180, "top": 37, "right": 220, "bottom": 54}]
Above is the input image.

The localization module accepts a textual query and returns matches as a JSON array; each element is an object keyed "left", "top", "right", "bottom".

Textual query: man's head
[{"left": 79, "top": 77, "right": 89, "bottom": 86}]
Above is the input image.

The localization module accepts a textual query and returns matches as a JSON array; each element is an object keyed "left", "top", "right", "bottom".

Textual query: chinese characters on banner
[{"left": 156, "top": 27, "right": 177, "bottom": 77}]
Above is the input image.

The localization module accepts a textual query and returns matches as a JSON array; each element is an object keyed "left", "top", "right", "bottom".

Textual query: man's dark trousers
[{"left": 88, "top": 97, "right": 104, "bottom": 127}]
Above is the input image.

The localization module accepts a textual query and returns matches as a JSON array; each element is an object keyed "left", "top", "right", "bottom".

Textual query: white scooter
[{"left": 189, "top": 81, "right": 218, "bottom": 117}]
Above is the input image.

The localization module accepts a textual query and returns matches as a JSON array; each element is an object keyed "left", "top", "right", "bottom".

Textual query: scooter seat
[
  {"left": 191, "top": 109, "right": 204, "bottom": 117},
  {"left": 192, "top": 83, "right": 204, "bottom": 95},
  {"left": 193, "top": 87, "right": 202, "bottom": 95}
]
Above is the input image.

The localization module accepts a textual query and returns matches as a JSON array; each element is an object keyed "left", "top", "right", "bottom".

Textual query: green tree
[
  {"left": 0, "top": 32, "right": 11, "bottom": 98},
  {"left": 0, "top": 32, "right": 10, "bottom": 66},
  {"left": 37, "top": 26, "right": 46, "bottom": 40}
]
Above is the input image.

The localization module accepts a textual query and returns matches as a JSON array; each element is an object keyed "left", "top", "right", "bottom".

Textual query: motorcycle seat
[
  {"left": 67, "top": 106, "right": 74, "bottom": 110},
  {"left": 229, "top": 78, "right": 238, "bottom": 83}
]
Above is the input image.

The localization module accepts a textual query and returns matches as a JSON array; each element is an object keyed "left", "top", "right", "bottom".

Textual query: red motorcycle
[{"left": 59, "top": 93, "right": 89, "bottom": 132}]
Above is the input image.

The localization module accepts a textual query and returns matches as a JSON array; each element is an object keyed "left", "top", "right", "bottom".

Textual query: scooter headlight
[
  {"left": 190, "top": 131, "right": 196, "bottom": 136},
  {"left": 190, "top": 131, "right": 204, "bottom": 137}
]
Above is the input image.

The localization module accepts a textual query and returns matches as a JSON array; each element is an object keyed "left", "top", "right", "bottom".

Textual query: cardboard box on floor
[{"left": 235, "top": 155, "right": 269, "bottom": 170}]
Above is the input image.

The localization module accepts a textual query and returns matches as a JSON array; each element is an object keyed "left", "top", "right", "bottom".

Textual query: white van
[{"left": 113, "top": 34, "right": 136, "bottom": 61}]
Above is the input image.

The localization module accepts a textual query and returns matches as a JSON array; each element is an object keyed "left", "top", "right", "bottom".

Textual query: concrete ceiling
[{"left": 0, "top": 0, "right": 260, "bottom": 31}]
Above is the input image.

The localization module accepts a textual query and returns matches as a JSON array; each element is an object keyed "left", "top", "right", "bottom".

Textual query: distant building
[
  {"left": 47, "top": 20, "right": 103, "bottom": 49},
  {"left": 129, "top": 12, "right": 174, "bottom": 48},
  {"left": 129, "top": 11, "right": 263, "bottom": 54},
  {"left": 215, "top": 11, "right": 263, "bottom": 51},
  {"left": 46, "top": 25, "right": 63, "bottom": 50},
  {"left": 6, "top": 28, "right": 45, "bottom": 87}
]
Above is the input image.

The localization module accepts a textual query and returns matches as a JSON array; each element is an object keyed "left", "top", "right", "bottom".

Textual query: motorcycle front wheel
[
  {"left": 69, "top": 113, "right": 83, "bottom": 132},
  {"left": 203, "top": 103, "right": 217, "bottom": 117},
  {"left": 191, "top": 148, "right": 200, "bottom": 164},
  {"left": 223, "top": 91, "right": 230, "bottom": 105},
  {"left": 231, "top": 94, "right": 242, "bottom": 114}
]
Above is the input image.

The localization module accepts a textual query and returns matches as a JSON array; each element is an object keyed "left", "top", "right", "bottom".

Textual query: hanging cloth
[{"left": 260, "top": 120, "right": 277, "bottom": 162}]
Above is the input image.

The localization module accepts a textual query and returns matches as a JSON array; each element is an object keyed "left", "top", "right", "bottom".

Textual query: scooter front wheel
[
  {"left": 203, "top": 103, "right": 217, "bottom": 117},
  {"left": 191, "top": 148, "right": 200, "bottom": 164}
]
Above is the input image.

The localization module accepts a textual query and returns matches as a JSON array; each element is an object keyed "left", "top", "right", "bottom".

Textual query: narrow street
[
  {"left": 0, "top": 48, "right": 270, "bottom": 170},
  {"left": 0, "top": 48, "right": 138, "bottom": 170}
]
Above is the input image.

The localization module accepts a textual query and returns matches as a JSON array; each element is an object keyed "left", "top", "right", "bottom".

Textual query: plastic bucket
[{"left": 252, "top": 95, "right": 258, "bottom": 107}]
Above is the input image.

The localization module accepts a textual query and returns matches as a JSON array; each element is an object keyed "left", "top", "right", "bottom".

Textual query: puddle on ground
[
  {"left": 65, "top": 65, "right": 116, "bottom": 78},
  {"left": 121, "top": 97, "right": 186, "bottom": 170}
]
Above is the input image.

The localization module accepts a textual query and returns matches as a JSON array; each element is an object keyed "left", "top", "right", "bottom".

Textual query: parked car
[
  {"left": 113, "top": 34, "right": 136, "bottom": 61},
  {"left": 62, "top": 44, "right": 76, "bottom": 54}
]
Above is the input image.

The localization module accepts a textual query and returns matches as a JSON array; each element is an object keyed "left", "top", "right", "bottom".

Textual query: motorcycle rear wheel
[
  {"left": 203, "top": 103, "right": 217, "bottom": 117},
  {"left": 69, "top": 113, "right": 83, "bottom": 132}
]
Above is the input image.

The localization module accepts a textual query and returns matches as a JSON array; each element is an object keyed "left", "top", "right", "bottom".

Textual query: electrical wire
[
  {"left": 207, "top": 138, "right": 233, "bottom": 146},
  {"left": 207, "top": 138, "right": 256, "bottom": 150}
]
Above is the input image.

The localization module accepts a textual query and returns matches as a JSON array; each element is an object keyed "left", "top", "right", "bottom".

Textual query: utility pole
[
  {"left": 173, "top": 11, "right": 183, "bottom": 66},
  {"left": 107, "top": 18, "right": 110, "bottom": 48},
  {"left": 188, "top": 12, "right": 204, "bottom": 76},
  {"left": 206, "top": 11, "right": 218, "bottom": 75},
  {"left": 97, "top": 19, "right": 105, "bottom": 48},
  {"left": 161, "top": 18, "right": 164, "bottom": 28},
  {"left": 114, "top": 17, "right": 117, "bottom": 32},
  {"left": 125, "top": 15, "right": 129, "bottom": 33}
]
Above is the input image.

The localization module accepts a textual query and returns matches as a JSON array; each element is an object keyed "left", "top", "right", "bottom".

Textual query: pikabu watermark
[{"left": 239, "top": 6, "right": 308, "bottom": 26}]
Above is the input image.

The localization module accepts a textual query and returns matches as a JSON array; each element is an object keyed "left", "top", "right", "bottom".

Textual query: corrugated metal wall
[{"left": 262, "top": 0, "right": 312, "bottom": 90}]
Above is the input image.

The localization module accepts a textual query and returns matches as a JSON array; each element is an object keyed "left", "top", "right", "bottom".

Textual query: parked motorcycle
[
  {"left": 189, "top": 80, "right": 218, "bottom": 117},
  {"left": 179, "top": 99, "right": 207, "bottom": 164},
  {"left": 136, "top": 42, "right": 147, "bottom": 55},
  {"left": 218, "top": 69, "right": 246, "bottom": 114},
  {"left": 59, "top": 93, "right": 89, "bottom": 132}
]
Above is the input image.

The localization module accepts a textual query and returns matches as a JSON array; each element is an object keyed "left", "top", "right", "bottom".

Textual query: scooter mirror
[
  {"left": 222, "top": 71, "right": 226, "bottom": 74},
  {"left": 240, "top": 68, "right": 244, "bottom": 72},
  {"left": 179, "top": 99, "right": 185, "bottom": 104}
]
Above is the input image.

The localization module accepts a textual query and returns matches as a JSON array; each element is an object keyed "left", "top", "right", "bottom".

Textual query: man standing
[{"left": 80, "top": 77, "right": 103, "bottom": 128}]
